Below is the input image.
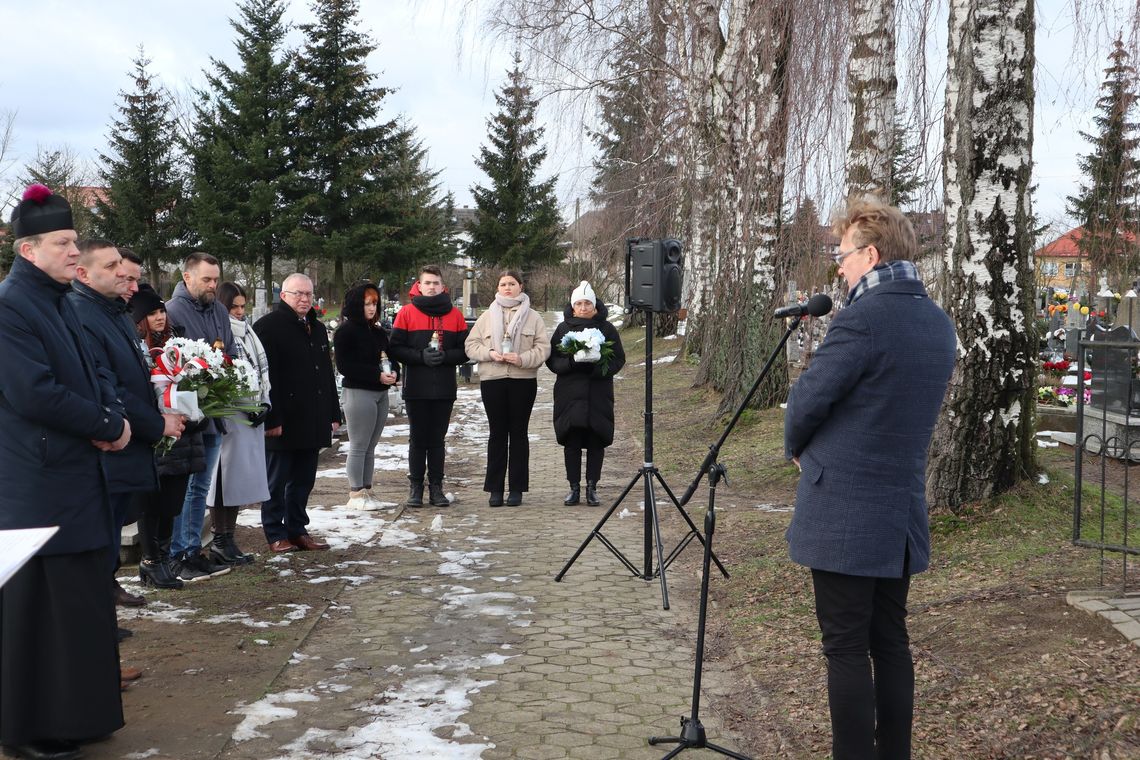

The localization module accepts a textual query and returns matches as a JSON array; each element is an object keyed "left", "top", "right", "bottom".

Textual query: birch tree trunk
[
  {"left": 679, "top": 0, "right": 725, "bottom": 352},
  {"left": 926, "top": 0, "right": 1036, "bottom": 511},
  {"left": 846, "top": 0, "right": 897, "bottom": 198},
  {"left": 694, "top": 0, "right": 796, "bottom": 413}
]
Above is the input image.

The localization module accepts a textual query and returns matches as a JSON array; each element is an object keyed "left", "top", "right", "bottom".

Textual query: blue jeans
[{"left": 171, "top": 433, "right": 221, "bottom": 556}]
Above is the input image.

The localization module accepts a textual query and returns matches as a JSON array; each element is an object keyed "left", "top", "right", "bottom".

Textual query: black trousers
[
  {"left": 405, "top": 399, "right": 454, "bottom": 484},
  {"left": 562, "top": 429, "right": 606, "bottom": 483},
  {"left": 811, "top": 554, "right": 913, "bottom": 760},
  {"left": 480, "top": 378, "right": 537, "bottom": 492},
  {"left": 0, "top": 550, "right": 124, "bottom": 745},
  {"left": 135, "top": 474, "right": 189, "bottom": 561},
  {"left": 262, "top": 448, "right": 319, "bottom": 543}
]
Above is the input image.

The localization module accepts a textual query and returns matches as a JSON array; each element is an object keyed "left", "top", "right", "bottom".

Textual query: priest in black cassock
[{"left": 0, "top": 185, "right": 130, "bottom": 760}]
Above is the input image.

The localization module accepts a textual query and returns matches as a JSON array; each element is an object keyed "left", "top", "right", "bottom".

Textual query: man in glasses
[
  {"left": 254, "top": 273, "right": 341, "bottom": 553},
  {"left": 784, "top": 197, "right": 956, "bottom": 759}
]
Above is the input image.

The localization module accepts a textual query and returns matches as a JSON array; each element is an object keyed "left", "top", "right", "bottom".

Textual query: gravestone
[{"left": 1086, "top": 324, "right": 1136, "bottom": 414}]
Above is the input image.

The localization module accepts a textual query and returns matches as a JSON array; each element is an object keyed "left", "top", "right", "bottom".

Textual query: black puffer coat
[
  {"left": 545, "top": 302, "right": 626, "bottom": 446},
  {"left": 155, "top": 417, "right": 209, "bottom": 477}
]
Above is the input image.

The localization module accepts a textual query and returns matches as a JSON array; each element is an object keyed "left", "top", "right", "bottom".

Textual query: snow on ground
[{"left": 222, "top": 378, "right": 522, "bottom": 759}]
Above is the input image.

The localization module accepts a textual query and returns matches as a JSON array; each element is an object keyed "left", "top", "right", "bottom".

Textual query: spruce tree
[
  {"left": 294, "top": 0, "right": 396, "bottom": 294},
  {"left": 19, "top": 145, "right": 95, "bottom": 238},
  {"left": 467, "top": 55, "right": 564, "bottom": 271},
  {"left": 95, "top": 50, "right": 185, "bottom": 282},
  {"left": 187, "top": 0, "right": 300, "bottom": 296},
  {"left": 1066, "top": 37, "right": 1140, "bottom": 290},
  {"left": 377, "top": 122, "right": 457, "bottom": 273}
]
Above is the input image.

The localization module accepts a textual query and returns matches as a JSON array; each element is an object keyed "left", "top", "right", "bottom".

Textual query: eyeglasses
[
  {"left": 283, "top": 290, "right": 314, "bottom": 300},
  {"left": 832, "top": 245, "right": 868, "bottom": 265}
]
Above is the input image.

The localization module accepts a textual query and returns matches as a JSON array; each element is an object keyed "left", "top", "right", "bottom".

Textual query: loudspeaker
[{"left": 628, "top": 238, "right": 684, "bottom": 313}]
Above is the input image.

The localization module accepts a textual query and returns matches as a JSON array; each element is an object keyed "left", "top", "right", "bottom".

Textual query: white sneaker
[
  {"left": 347, "top": 489, "right": 369, "bottom": 510},
  {"left": 363, "top": 491, "right": 385, "bottom": 511}
]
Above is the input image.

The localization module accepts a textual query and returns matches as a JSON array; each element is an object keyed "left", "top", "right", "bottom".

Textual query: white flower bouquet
[
  {"left": 557, "top": 327, "right": 615, "bottom": 375},
  {"left": 149, "top": 338, "right": 263, "bottom": 446}
]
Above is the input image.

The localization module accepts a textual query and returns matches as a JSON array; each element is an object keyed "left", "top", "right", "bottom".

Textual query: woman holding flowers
[
  {"left": 465, "top": 270, "right": 551, "bottom": 507},
  {"left": 205, "top": 282, "right": 273, "bottom": 566},
  {"left": 130, "top": 286, "right": 223, "bottom": 587},
  {"left": 546, "top": 281, "right": 625, "bottom": 506}
]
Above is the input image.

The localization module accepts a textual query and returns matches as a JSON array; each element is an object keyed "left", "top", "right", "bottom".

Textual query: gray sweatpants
[{"left": 342, "top": 387, "right": 390, "bottom": 490}]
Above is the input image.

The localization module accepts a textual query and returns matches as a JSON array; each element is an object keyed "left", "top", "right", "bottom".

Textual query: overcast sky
[{"left": 0, "top": 0, "right": 1131, "bottom": 233}]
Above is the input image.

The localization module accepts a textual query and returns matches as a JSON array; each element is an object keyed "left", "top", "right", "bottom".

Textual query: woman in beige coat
[{"left": 465, "top": 270, "right": 551, "bottom": 506}]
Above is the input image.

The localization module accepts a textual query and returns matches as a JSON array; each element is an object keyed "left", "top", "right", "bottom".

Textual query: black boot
[
  {"left": 428, "top": 482, "right": 449, "bottom": 507},
  {"left": 506, "top": 491, "right": 522, "bottom": 506},
  {"left": 210, "top": 533, "right": 253, "bottom": 565},
  {"left": 210, "top": 508, "right": 254, "bottom": 565},
  {"left": 407, "top": 477, "right": 424, "bottom": 507},
  {"left": 585, "top": 481, "right": 600, "bottom": 506},
  {"left": 563, "top": 483, "right": 581, "bottom": 506},
  {"left": 488, "top": 492, "right": 504, "bottom": 507},
  {"left": 224, "top": 507, "right": 254, "bottom": 564},
  {"left": 139, "top": 556, "right": 183, "bottom": 589}
]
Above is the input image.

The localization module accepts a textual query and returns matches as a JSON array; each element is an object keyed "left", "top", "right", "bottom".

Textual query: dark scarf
[{"left": 412, "top": 291, "right": 454, "bottom": 317}]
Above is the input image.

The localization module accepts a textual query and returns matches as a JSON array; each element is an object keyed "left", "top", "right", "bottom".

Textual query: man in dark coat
[
  {"left": 784, "top": 197, "right": 956, "bottom": 760},
  {"left": 0, "top": 185, "right": 132, "bottom": 760},
  {"left": 68, "top": 239, "right": 186, "bottom": 607},
  {"left": 545, "top": 282, "right": 626, "bottom": 506},
  {"left": 163, "top": 252, "right": 235, "bottom": 581},
  {"left": 254, "top": 273, "right": 341, "bottom": 552},
  {"left": 388, "top": 265, "right": 469, "bottom": 507}
]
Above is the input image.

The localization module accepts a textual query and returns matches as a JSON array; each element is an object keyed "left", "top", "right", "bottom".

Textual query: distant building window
[
  {"left": 1063, "top": 262, "right": 1076, "bottom": 277},
  {"left": 1042, "top": 262, "right": 1059, "bottom": 276}
]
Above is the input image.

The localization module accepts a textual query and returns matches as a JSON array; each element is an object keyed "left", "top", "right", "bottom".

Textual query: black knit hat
[
  {"left": 129, "top": 283, "right": 165, "bottom": 324},
  {"left": 10, "top": 184, "right": 74, "bottom": 239}
]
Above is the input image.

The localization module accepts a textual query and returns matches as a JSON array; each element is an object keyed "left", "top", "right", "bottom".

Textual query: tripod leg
[
  {"left": 555, "top": 469, "right": 644, "bottom": 581},
  {"left": 654, "top": 471, "right": 731, "bottom": 579},
  {"left": 642, "top": 471, "right": 671, "bottom": 609},
  {"left": 703, "top": 742, "right": 753, "bottom": 759}
]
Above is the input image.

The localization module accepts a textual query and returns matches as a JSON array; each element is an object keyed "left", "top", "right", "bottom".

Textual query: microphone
[{"left": 773, "top": 293, "right": 833, "bottom": 319}]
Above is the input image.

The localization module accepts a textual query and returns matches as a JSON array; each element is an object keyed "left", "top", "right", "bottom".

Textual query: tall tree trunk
[
  {"left": 263, "top": 249, "right": 274, "bottom": 306},
  {"left": 695, "top": 0, "right": 796, "bottom": 413},
  {"left": 680, "top": 0, "right": 725, "bottom": 356},
  {"left": 846, "top": 0, "right": 897, "bottom": 198},
  {"left": 926, "top": 0, "right": 1036, "bottom": 511}
]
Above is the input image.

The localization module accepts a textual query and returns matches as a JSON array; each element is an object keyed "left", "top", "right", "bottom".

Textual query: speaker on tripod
[{"left": 629, "top": 238, "right": 684, "bottom": 313}]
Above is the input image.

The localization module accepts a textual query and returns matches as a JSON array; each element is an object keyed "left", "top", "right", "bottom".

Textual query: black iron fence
[{"left": 1073, "top": 332, "right": 1139, "bottom": 591}]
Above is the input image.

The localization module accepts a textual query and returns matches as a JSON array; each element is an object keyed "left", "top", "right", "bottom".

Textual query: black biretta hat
[
  {"left": 129, "top": 283, "right": 165, "bottom": 324},
  {"left": 10, "top": 184, "right": 74, "bottom": 239}
]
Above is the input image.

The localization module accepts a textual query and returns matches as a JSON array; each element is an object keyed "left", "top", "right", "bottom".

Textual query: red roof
[{"left": 1037, "top": 226, "right": 1138, "bottom": 258}]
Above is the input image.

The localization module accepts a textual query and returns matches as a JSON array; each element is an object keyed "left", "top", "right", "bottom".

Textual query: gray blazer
[{"left": 784, "top": 277, "right": 956, "bottom": 578}]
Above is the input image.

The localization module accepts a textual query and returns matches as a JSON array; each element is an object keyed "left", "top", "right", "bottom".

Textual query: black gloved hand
[
  {"left": 247, "top": 403, "right": 269, "bottom": 428},
  {"left": 422, "top": 348, "right": 445, "bottom": 367},
  {"left": 214, "top": 417, "right": 228, "bottom": 435}
]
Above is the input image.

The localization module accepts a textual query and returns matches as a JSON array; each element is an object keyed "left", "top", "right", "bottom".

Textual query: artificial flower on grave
[{"left": 557, "top": 327, "right": 616, "bottom": 375}]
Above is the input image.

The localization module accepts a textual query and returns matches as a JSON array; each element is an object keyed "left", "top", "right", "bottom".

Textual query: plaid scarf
[{"left": 846, "top": 259, "right": 920, "bottom": 306}]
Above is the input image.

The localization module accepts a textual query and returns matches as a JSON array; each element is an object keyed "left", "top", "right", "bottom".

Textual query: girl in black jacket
[
  {"left": 130, "top": 289, "right": 224, "bottom": 587},
  {"left": 334, "top": 283, "right": 400, "bottom": 509},
  {"left": 545, "top": 282, "right": 626, "bottom": 506}
]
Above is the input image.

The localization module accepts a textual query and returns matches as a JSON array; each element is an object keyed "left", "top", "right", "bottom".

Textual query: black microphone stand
[
  {"left": 677, "top": 313, "right": 806, "bottom": 507},
  {"left": 649, "top": 311, "right": 812, "bottom": 759},
  {"left": 649, "top": 463, "right": 752, "bottom": 759}
]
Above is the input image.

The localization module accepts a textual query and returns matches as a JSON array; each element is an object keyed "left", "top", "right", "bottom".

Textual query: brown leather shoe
[
  {"left": 290, "top": 534, "right": 330, "bottom": 551},
  {"left": 114, "top": 581, "right": 146, "bottom": 608},
  {"left": 269, "top": 539, "right": 299, "bottom": 553},
  {"left": 120, "top": 665, "right": 142, "bottom": 681}
]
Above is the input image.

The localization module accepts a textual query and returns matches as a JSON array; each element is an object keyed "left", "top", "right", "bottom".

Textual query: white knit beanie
[{"left": 570, "top": 280, "right": 596, "bottom": 306}]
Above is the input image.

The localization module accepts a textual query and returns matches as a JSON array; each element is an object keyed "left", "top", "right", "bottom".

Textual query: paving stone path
[{"left": 107, "top": 309, "right": 753, "bottom": 759}]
